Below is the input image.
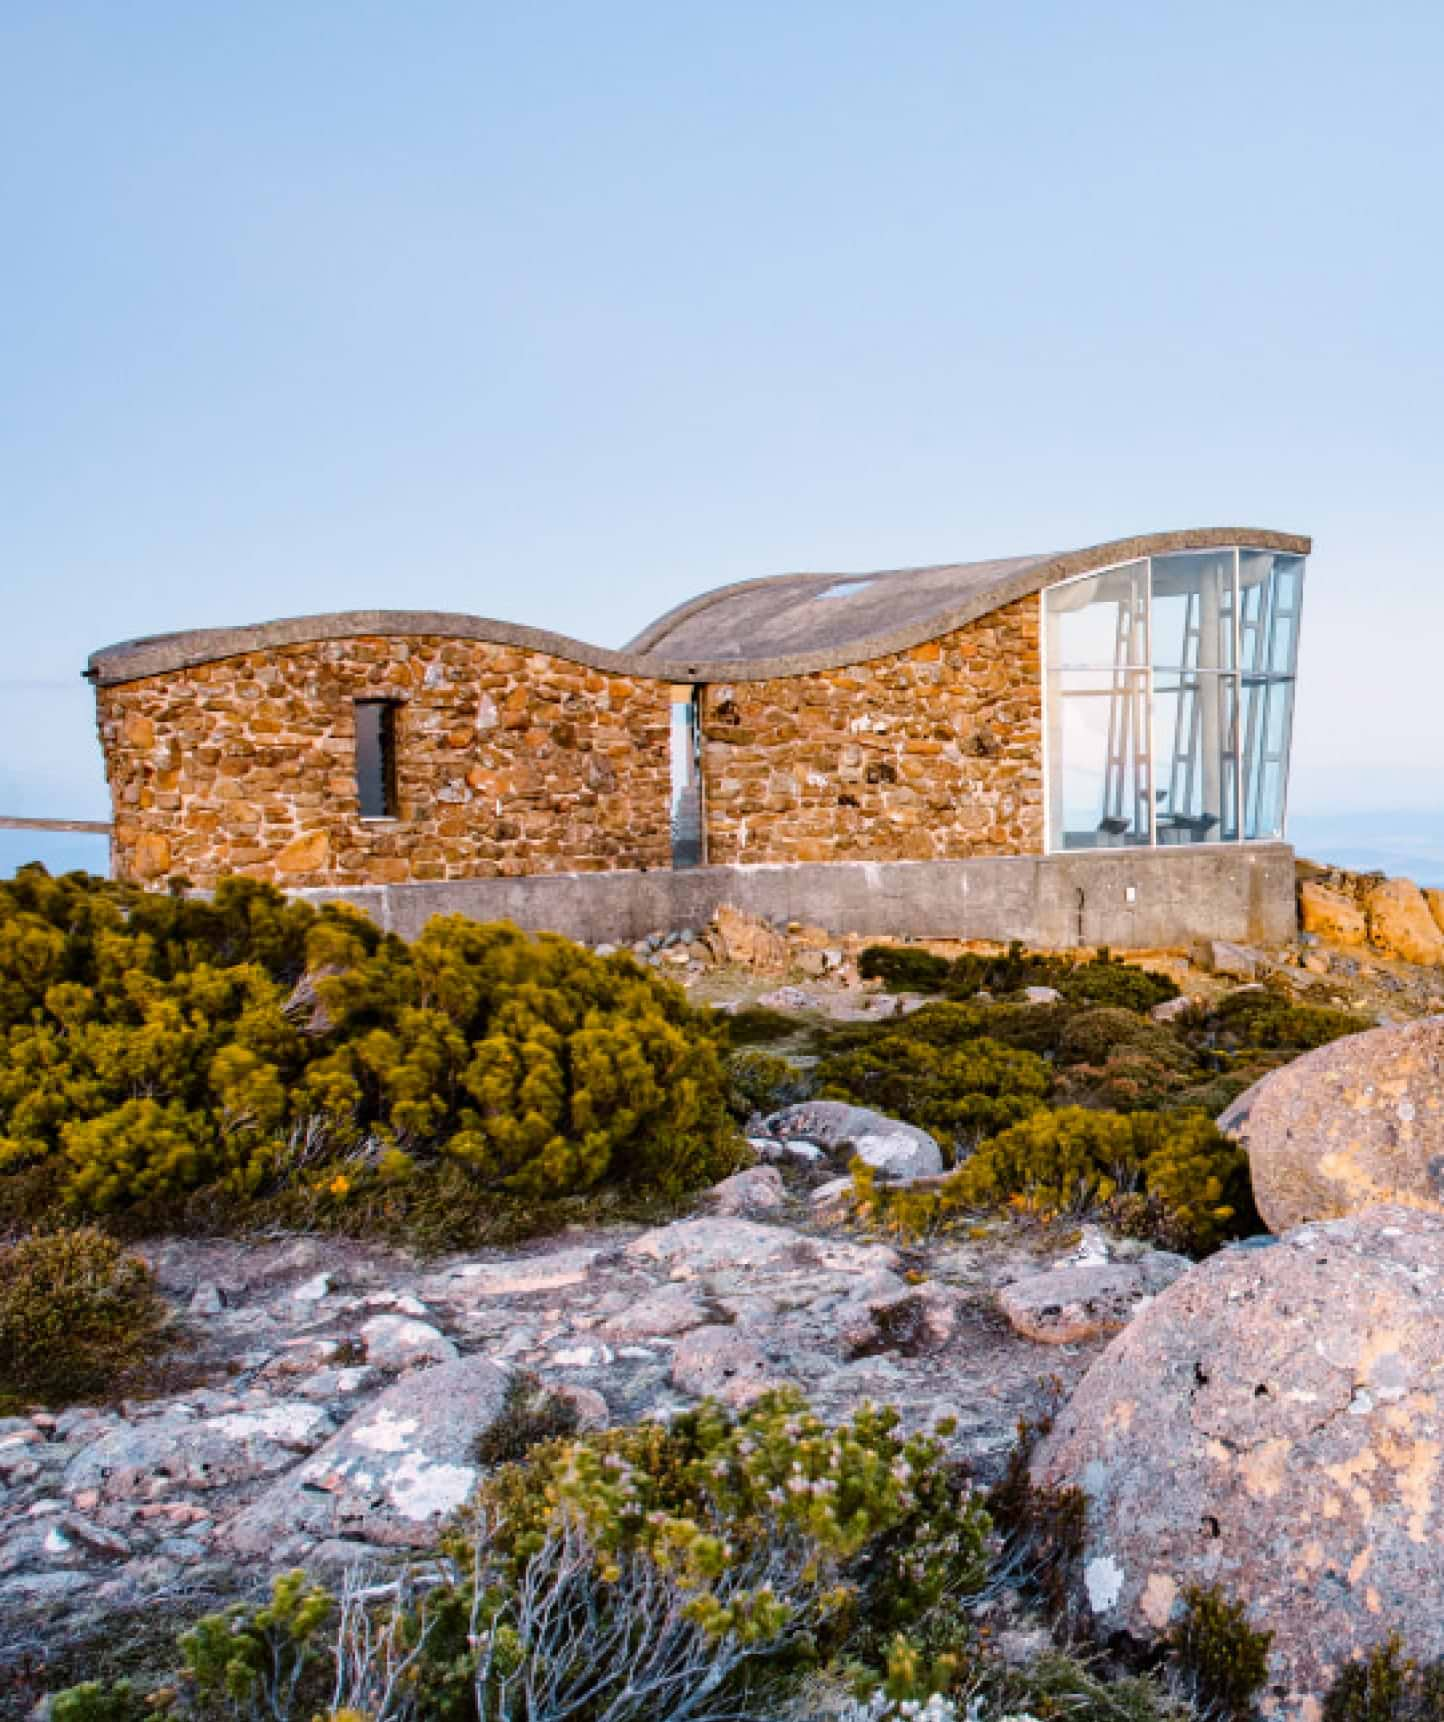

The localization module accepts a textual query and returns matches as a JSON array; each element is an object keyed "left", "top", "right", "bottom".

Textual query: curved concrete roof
[{"left": 86, "top": 528, "right": 1309, "bottom": 688}]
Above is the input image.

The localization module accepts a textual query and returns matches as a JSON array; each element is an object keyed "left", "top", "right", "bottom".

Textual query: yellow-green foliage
[
  {"left": 456, "top": 1387, "right": 990, "bottom": 1656},
  {"left": 0, "top": 868, "right": 737, "bottom": 1217},
  {"left": 816, "top": 1032, "right": 1050, "bottom": 1163},
  {"left": 179, "top": 1570, "right": 334, "bottom": 1717},
  {"left": 854, "top": 1105, "right": 1256, "bottom": 1253},
  {"left": 727, "top": 1046, "right": 809, "bottom": 1120},
  {"left": 0, "top": 1227, "right": 166, "bottom": 1406}
]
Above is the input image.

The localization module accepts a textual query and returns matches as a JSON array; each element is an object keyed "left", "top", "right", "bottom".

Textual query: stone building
[{"left": 85, "top": 527, "right": 1308, "bottom": 947}]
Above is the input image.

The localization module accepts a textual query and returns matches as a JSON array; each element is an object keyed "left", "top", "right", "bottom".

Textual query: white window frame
[{"left": 1041, "top": 546, "right": 1300, "bottom": 855}]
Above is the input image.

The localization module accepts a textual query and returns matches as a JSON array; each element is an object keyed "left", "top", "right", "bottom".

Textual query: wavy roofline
[{"left": 86, "top": 527, "right": 1310, "bottom": 688}]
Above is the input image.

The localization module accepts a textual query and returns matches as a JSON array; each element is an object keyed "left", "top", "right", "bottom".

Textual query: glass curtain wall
[{"left": 1044, "top": 549, "right": 1304, "bottom": 851}]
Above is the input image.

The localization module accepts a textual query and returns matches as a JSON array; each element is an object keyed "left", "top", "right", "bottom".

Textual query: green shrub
[
  {"left": 0, "top": 873, "right": 740, "bottom": 1223},
  {"left": 473, "top": 1369, "right": 581, "bottom": 1467},
  {"left": 942, "top": 942, "right": 1180, "bottom": 1011},
  {"left": 856, "top": 1105, "right": 1254, "bottom": 1253},
  {"left": 1056, "top": 952, "right": 1178, "bottom": 1012},
  {"left": 1165, "top": 1584, "right": 1273, "bottom": 1721},
  {"left": 859, "top": 946, "right": 954, "bottom": 992},
  {"left": 49, "top": 1681, "right": 150, "bottom": 1722},
  {"left": 1205, "top": 988, "right": 1370, "bottom": 1052},
  {"left": 179, "top": 1569, "right": 334, "bottom": 1720},
  {"left": 452, "top": 1389, "right": 991, "bottom": 1684},
  {"left": 727, "top": 1047, "right": 812, "bottom": 1120},
  {"left": 1322, "top": 1634, "right": 1444, "bottom": 1722},
  {"left": 1057, "top": 1007, "right": 1186, "bottom": 1069},
  {"left": 817, "top": 1033, "right": 1051, "bottom": 1163},
  {"left": 723, "top": 1004, "right": 803, "bottom": 1046},
  {"left": 0, "top": 1227, "right": 166, "bottom": 1406}
]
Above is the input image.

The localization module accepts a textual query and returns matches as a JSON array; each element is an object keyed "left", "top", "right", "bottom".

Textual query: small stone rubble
[{"left": 0, "top": 1201, "right": 1119, "bottom": 1656}]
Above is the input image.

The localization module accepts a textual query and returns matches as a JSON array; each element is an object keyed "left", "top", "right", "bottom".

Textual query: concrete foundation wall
[{"left": 300, "top": 843, "right": 1298, "bottom": 951}]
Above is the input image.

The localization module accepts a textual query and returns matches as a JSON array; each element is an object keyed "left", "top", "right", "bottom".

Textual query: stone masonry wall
[
  {"left": 701, "top": 597, "right": 1043, "bottom": 863},
  {"left": 97, "top": 637, "right": 674, "bottom": 888}
]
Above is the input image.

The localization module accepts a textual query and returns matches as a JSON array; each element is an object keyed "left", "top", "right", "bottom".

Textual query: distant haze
[{"left": 3, "top": 2, "right": 1442, "bottom": 882}]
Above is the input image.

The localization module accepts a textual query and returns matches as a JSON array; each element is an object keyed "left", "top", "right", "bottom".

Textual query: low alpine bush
[
  {"left": 816, "top": 1032, "right": 1051, "bottom": 1163},
  {"left": 0, "top": 871, "right": 740, "bottom": 1228},
  {"left": 853, "top": 1105, "right": 1255, "bottom": 1253},
  {"left": 0, "top": 1226, "right": 166, "bottom": 1407}
]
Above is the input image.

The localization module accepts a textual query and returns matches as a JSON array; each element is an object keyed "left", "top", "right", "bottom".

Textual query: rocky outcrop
[
  {"left": 1299, "top": 880, "right": 1369, "bottom": 947},
  {"left": 3, "top": 1206, "right": 1113, "bottom": 1647},
  {"left": 227, "top": 1356, "right": 509, "bottom": 1557},
  {"left": 764, "top": 1100, "right": 946, "bottom": 1181},
  {"left": 1223, "top": 1015, "right": 1444, "bottom": 1231},
  {"left": 998, "top": 1253, "right": 1188, "bottom": 1346},
  {"left": 1033, "top": 1207, "right": 1444, "bottom": 1717},
  {"left": 703, "top": 904, "right": 789, "bottom": 970},
  {"left": 1364, "top": 878, "right": 1444, "bottom": 966}
]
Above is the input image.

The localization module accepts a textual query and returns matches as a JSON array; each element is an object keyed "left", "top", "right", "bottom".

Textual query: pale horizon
[{"left": 4, "top": 2, "right": 1443, "bottom": 880}]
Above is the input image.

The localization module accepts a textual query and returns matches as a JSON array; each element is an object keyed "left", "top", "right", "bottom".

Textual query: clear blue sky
[{"left": 3, "top": 1, "right": 1442, "bottom": 878}]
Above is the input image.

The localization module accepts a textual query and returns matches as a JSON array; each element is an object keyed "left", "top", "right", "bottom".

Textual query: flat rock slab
[
  {"left": 65, "top": 1403, "right": 334, "bottom": 1500},
  {"left": 1223, "top": 1015, "right": 1444, "bottom": 1231},
  {"left": 999, "top": 1255, "right": 1189, "bottom": 1345},
  {"left": 1034, "top": 1205, "right": 1444, "bottom": 1717},
  {"left": 225, "top": 1355, "right": 509, "bottom": 1556},
  {"left": 627, "top": 1216, "right": 899, "bottom": 1280},
  {"left": 764, "top": 1101, "right": 945, "bottom": 1181}
]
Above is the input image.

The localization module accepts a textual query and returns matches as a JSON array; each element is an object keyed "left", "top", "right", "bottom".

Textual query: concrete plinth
[{"left": 298, "top": 843, "right": 1297, "bottom": 951}]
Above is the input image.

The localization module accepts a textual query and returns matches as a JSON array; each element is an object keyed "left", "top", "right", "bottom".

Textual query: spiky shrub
[
  {"left": 855, "top": 1105, "right": 1254, "bottom": 1254},
  {"left": 1321, "top": 1634, "right": 1444, "bottom": 1722},
  {"left": 0, "top": 870, "right": 739, "bottom": 1218},
  {"left": 859, "top": 946, "right": 954, "bottom": 993},
  {"left": 415, "top": 1389, "right": 992, "bottom": 1719},
  {"left": 727, "top": 1047, "right": 812, "bottom": 1121},
  {"left": 816, "top": 1034, "right": 1051, "bottom": 1164},
  {"left": 1165, "top": 1585, "right": 1272, "bottom": 1721},
  {"left": 0, "top": 1227, "right": 165, "bottom": 1406}
]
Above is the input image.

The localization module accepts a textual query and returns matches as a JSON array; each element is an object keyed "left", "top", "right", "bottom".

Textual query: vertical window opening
[
  {"left": 355, "top": 699, "right": 399, "bottom": 819},
  {"left": 670, "top": 685, "right": 705, "bottom": 868}
]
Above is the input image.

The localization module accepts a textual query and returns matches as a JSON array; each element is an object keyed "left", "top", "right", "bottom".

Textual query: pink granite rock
[{"left": 1033, "top": 1207, "right": 1444, "bottom": 1717}]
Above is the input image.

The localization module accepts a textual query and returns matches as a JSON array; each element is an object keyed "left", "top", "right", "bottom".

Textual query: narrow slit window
[
  {"left": 670, "top": 685, "right": 704, "bottom": 868},
  {"left": 355, "top": 700, "right": 399, "bottom": 819}
]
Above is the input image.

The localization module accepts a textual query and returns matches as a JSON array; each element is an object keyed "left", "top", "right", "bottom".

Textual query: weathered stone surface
[
  {"left": 671, "top": 1326, "right": 783, "bottom": 1407},
  {"left": 360, "top": 1314, "right": 458, "bottom": 1370},
  {"left": 765, "top": 1101, "right": 945, "bottom": 1181},
  {"left": 99, "top": 637, "right": 675, "bottom": 888},
  {"left": 1033, "top": 1206, "right": 1444, "bottom": 1717},
  {"left": 705, "top": 1165, "right": 788, "bottom": 1216},
  {"left": 626, "top": 1216, "right": 898, "bottom": 1280},
  {"left": 1299, "top": 880, "right": 1369, "bottom": 946},
  {"left": 998, "top": 1254, "right": 1188, "bottom": 1346},
  {"left": 597, "top": 1286, "right": 711, "bottom": 1341},
  {"left": 1427, "top": 887, "right": 1444, "bottom": 937},
  {"left": 444, "top": 1247, "right": 600, "bottom": 1298},
  {"left": 841, "top": 1282, "right": 957, "bottom": 1357},
  {"left": 1197, "top": 940, "right": 1262, "bottom": 980},
  {"left": 1365, "top": 877, "right": 1444, "bottom": 966},
  {"left": 99, "top": 599, "right": 1041, "bottom": 888},
  {"left": 226, "top": 1356, "right": 509, "bottom": 1554},
  {"left": 704, "top": 904, "right": 788, "bottom": 970},
  {"left": 1224, "top": 1015, "right": 1444, "bottom": 1231},
  {"left": 703, "top": 601, "right": 1042, "bottom": 865},
  {"left": 65, "top": 1403, "right": 333, "bottom": 1500},
  {"left": 1, "top": 1208, "right": 1113, "bottom": 1638}
]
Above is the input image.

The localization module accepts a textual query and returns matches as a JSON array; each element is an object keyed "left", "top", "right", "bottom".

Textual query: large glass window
[{"left": 1044, "top": 548, "right": 1304, "bottom": 852}]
